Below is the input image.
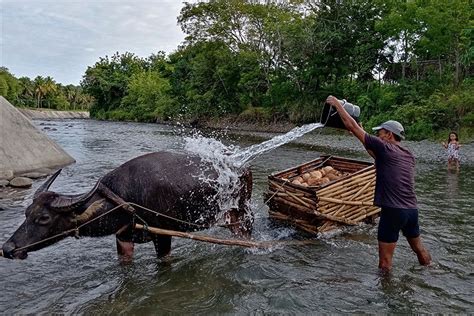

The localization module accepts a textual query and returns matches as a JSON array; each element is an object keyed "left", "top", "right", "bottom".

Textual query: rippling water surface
[{"left": 0, "top": 119, "right": 472, "bottom": 314}]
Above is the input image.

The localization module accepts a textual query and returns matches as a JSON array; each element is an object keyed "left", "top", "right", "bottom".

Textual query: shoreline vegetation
[{"left": 1, "top": 1, "right": 473, "bottom": 142}]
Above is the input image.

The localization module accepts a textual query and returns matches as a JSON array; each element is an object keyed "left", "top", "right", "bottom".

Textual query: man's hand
[
  {"left": 325, "top": 95, "right": 366, "bottom": 145},
  {"left": 326, "top": 95, "right": 342, "bottom": 109}
]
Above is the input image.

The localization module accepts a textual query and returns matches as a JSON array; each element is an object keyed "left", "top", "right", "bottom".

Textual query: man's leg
[
  {"left": 402, "top": 209, "right": 431, "bottom": 266},
  {"left": 378, "top": 241, "right": 397, "bottom": 273},
  {"left": 407, "top": 236, "right": 431, "bottom": 265}
]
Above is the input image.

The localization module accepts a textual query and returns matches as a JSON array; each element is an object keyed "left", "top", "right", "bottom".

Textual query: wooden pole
[
  {"left": 318, "top": 196, "right": 374, "bottom": 206},
  {"left": 134, "top": 224, "right": 317, "bottom": 248}
]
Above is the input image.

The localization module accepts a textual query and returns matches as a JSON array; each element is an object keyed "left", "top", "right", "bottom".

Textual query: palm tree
[
  {"left": 19, "top": 77, "right": 35, "bottom": 106},
  {"left": 79, "top": 93, "right": 94, "bottom": 110},
  {"left": 43, "top": 76, "right": 57, "bottom": 108},
  {"left": 34, "top": 76, "right": 58, "bottom": 108},
  {"left": 34, "top": 76, "right": 47, "bottom": 108},
  {"left": 64, "top": 85, "right": 76, "bottom": 109}
]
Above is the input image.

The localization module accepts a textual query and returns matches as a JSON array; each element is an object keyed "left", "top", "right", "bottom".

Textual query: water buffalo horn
[
  {"left": 50, "top": 181, "right": 101, "bottom": 212},
  {"left": 34, "top": 169, "right": 63, "bottom": 199}
]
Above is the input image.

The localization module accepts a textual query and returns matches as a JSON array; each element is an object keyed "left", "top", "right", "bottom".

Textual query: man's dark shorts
[{"left": 378, "top": 207, "right": 420, "bottom": 243}]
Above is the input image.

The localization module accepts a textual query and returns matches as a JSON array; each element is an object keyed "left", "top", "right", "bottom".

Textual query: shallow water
[{"left": 0, "top": 119, "right": 472, "bottom": 314}]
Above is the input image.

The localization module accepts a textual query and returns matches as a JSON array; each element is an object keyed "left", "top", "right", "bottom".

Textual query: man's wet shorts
[{"left": 378, "top": 207, "right": 420, "bottom": 243}]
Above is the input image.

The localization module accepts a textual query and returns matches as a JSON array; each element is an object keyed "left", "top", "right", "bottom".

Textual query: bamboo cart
[{"left": 265, "top": 155, "right": 380, "bottom": 234}]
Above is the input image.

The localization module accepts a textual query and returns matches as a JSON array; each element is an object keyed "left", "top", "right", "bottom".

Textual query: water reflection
[{"left": 446, "top": 169, "right": 460, "bottom": 199}]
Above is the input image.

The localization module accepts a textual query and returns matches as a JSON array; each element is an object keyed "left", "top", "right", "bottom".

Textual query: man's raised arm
[{"left": 325, "top": 95, "right": 366, "bottom": 145}]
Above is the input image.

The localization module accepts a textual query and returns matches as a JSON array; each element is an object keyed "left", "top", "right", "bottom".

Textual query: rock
[
  {"left": 35, "top": 168, "right": 53, "bottom": 175},
  {"left": 0, "top": 97, "right": 75, "bottom": 175},
  {"left": 21, "top": 172, "right": 47, "bottom": 179},
  {"left": 0, "top": 180, "right": 9, "bottom": 187},
  {"left": 9, "top": 177, "right": 33, "bottom": 188},
  {"left": 0, "top": 170, "right": 14, "bottom": 180}
]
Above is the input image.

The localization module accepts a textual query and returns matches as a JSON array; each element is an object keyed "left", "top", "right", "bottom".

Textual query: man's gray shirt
[{"left": 364, "top": 134, "right": 417, "bottom": 209}]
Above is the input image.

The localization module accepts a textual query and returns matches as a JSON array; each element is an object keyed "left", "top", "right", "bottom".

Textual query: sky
[{"left": 1, "top": 0, "right": 188, "bottom": 85}]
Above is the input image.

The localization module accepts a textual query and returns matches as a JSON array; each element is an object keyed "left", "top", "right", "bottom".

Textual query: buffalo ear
[{"left": 34, "top": 169, "right": 62, "bottom": 199}]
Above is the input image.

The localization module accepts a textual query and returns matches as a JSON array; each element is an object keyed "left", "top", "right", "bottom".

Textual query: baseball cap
[{"left": 372, "top": 120, "right": 405, "bottom": 139}]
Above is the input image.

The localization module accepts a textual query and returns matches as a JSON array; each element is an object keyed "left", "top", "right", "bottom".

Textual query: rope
[
  {"left": 11, "top": 203, "right": 127, "bottom": 253},
  {"left": 8, "top": 200, "right": 252, "bottom": 253}
]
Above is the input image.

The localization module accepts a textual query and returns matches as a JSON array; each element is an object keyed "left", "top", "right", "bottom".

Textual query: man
[{"left": 326, "top": 95, "right": 431, "bottom": 273}]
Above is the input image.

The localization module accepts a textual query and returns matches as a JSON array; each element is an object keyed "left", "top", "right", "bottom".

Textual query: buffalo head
[{"left": 2, "top": 170, "right": 99, "bottom": 259}]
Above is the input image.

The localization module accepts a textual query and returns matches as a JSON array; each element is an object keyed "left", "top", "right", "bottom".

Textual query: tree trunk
[
  {"left": 454, "top": 48, "right": 460, "bottom": 87},
  {"left": 438, "top": 57, "right": 442, "bottom": 78}
]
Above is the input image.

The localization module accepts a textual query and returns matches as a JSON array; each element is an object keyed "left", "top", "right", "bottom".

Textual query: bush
[{"left": 238, "top": 107, "right": 273, "bottom": 123}]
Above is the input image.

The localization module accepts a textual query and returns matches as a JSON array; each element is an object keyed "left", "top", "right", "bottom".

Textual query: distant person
[
  {"left": 442, "top": 132, "right": 461, "bottom": 171},
  {"left": 325, "top": 95, "right": 431, "bottom": 274}
]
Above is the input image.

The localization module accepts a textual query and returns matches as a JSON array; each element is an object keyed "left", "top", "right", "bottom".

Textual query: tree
[
  {"left": 34, "top": 76, "right": 47, "bottom": 108},
  {"left": 81, "top": 52, "right": 147, "bottom": 115},
  {"left": 120, "top": 70, "right": 174, "bottom": 121},
  {"left": 0, "top": 67, "right": 20, "bottom": 102},
  {"left": 169, "top": 41, "right": 245, "bottom": 119},
  {"left": 178, "top": 0, "right": 302, "bottom": 104},
  {"left": 415, "top": 0, "right": 473, "bottom": 86},
  {"left": 18, "top": 77, "right": 35, "bottom": 107}
]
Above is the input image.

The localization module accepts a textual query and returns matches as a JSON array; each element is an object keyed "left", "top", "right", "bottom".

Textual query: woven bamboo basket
[{"left": 265, "top": 155, "right": 380, "bottom": 234}]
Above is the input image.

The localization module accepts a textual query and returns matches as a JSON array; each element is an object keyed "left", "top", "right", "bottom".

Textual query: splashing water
[
  {"left": 184, "top": 131, "right": 242, "bottom": 211},
  {"left": 231, "top": 122, "right": 324, "bottom": 167},
  {"left": 183, "top": 123, "right": 325, "bottom": 211}
]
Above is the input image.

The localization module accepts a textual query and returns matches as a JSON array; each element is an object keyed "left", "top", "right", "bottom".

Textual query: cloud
[{"left": 1, "top": 0, "right": 186, "bottom": 85}]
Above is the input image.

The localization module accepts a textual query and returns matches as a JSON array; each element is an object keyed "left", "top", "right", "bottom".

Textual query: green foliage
[
  {"left": 0, "top": 68, "right": 92, "bottom": 110},
  {"left": 364, "top": 79, "right": 474, "bottom": 140},
  {"left": 168, "top": 41, "right": 244, "bottom": 119},
  {"left": 120, "top": 70, "right": 174, "bottom": 122},
  {"left": 44, "top": 92, "right": 71, "bottom": 110},
  {"left": 0, "top": 67, "right": 21, "bottom": 102},
  {"left": 461, "top": 112, "right": 474, "bottom": 127},
  {"left": 82, "top": 52, "right": 147, "bottom": 115},
  {"left": 0, "top": 76, "right": 8, "bottom": 96}
]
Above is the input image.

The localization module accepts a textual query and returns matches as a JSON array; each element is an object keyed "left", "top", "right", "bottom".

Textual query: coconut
[
  {"left": 320, "top": 177, "right": 330, "bottom": 184},
  {"left": 310, "top": 170, "right": 322, "bottom": 179},
  {"left": 322, "top": 166, "right": 334, "bottom": 174},
  {"left": 307, "top": 178, "right": 322, "bottom": 186}
]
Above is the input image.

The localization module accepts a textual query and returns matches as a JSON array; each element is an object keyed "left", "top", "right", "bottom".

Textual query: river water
[{"left": 0, "top": 119, "right": 472, "bottom": 314}]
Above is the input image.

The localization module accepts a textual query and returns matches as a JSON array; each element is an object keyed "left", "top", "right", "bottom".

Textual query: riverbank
[
  {"left": 193, "top": 116, "right": 299, "bottom": 133},
  {"left": 19, "top": 108, "right": 89, "bottom": 119}
]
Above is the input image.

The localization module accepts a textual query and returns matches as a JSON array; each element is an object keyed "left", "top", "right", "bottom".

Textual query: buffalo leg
[
  {"left": 152, "top": 235, "right": 172, "bottom": 257},
  {"left": 116, "top": 238, "right": 134, "bottom": 260},
  {"left": 224, "top": 208, "right": 254, "bottom": 238}
]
